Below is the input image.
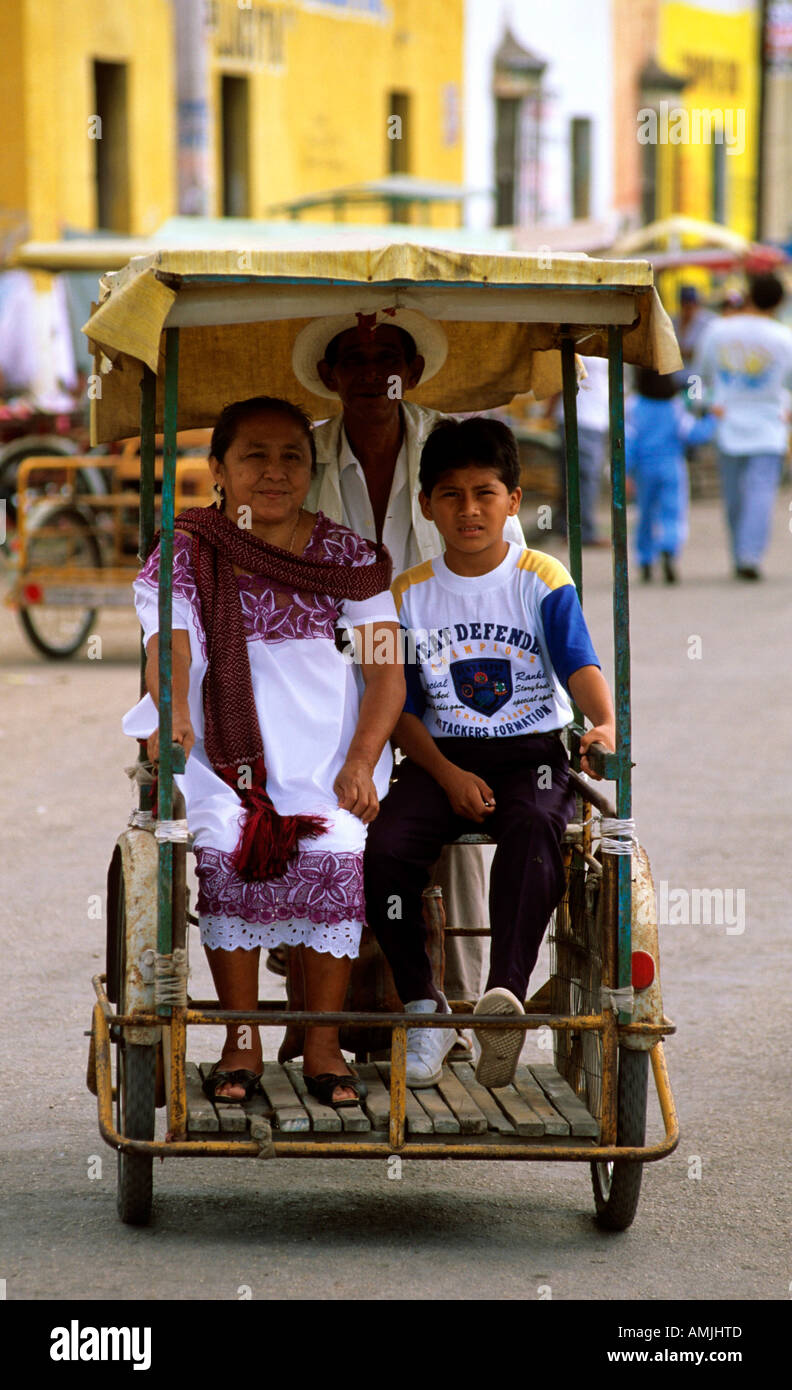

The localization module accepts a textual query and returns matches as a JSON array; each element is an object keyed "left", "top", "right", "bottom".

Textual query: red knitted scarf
[{"left": 174, "top": 506, "right": 392, "bottom": 880}]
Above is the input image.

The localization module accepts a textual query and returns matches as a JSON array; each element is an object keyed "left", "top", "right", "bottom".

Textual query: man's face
[{"left": 316, "top": 325, "right": 425, "bottom": 409}]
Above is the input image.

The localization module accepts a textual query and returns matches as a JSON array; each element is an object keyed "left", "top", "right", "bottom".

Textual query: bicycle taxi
[{"left": 83, "top": 243, "right": 680, "bottom": 1230}]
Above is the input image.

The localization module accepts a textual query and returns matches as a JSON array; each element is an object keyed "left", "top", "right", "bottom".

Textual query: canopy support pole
[
  {"left": 156, "top": 327, "right": 181, "bottom": 1016},
  {"left": 607, "top": 324, "right": 633, "bottom": 1010}
]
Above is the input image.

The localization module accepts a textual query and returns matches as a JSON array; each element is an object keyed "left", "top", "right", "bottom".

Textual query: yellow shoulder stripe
[
  {"left": 516, "top": 548, "right": 572, "bottom": 590},
  {"left": 391, "top": 558, "right": 435, "bottom": 613}
]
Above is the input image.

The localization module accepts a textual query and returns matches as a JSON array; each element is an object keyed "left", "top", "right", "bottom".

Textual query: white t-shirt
[
  {"left": 695, "top": 312, "right": 792, "bottom": 455},
  {"left": 392, "top": 543, "right": 600, "bottom": 740}
]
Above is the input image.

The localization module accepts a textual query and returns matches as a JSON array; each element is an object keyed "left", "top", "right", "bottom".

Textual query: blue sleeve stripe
[
  {"left": 541, "top": 584, "right": 600, "bottom": 687},
  {"left": 402, "top": 633, "right": 427, "bottom": 718}
]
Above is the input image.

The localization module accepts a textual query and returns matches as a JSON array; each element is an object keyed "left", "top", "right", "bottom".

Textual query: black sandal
[
  {"left": 303, "top": 1072, "right": 367, "bottom": 1109},
  {"left": 202, "top": 1065, "right": 262, "bottom": 1106}
]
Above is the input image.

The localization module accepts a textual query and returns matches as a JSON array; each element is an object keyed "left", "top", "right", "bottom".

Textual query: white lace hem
[{"left": 199, "top": 912, "right": 362, "bottom": 958}]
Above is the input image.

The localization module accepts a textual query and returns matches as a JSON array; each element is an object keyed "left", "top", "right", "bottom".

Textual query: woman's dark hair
[
  {"left": 210, "top": 396, "right": 317, "bottom": 472},
  {"left": 419, "top": 417, "right": 521, "bottom": 495},
  {"left": 634, "top": 367, "right": 682, "bottom": 400},
  {"left": 748, "top": 272, "right": 784, "bottom": 312},
  {"left": 323, "top": 326, "right": 417, "bottom": 367}
]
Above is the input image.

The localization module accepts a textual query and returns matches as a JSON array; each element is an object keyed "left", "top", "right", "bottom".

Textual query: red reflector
[
  {"left": 23, "top": 583, "right": 43, "bottom": 604},
  {"left": 632, "top": 950, "right": 655, "bottom": 989}
]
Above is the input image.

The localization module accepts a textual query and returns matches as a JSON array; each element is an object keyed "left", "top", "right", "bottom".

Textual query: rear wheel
[
  {"left": 550, "top": 850, "right": 648, "bottom": 1231},
  {"left": 591, "top": 1048, "right": 648, "bottom": 1231},
  {"left": 112, "top": 864, "right": 156, "bottom": 1226},
  {"left": 18, "top": 503, "right": 101, "bottom": 658}
]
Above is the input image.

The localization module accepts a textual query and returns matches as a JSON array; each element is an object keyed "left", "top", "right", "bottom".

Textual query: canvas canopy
[{"left": 81, "top": 243, "right": 682, "bottom": 444}]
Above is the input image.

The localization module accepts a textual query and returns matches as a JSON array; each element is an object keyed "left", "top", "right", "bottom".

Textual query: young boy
[
  {"left": 363, "top": 417, "right": 615, "bottom": 1089},
  {"left": 626, "top": 367, "right": 716, "bottom": 583}
]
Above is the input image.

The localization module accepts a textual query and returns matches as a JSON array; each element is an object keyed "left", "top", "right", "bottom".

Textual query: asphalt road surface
[{"left": 1, "top": 490, "right": 789, "bottom": 1303}]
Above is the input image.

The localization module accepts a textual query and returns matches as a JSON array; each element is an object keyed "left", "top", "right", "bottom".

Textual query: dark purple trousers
[{"left": 363, "top": 733, "right": 576, "bottom": 1006}]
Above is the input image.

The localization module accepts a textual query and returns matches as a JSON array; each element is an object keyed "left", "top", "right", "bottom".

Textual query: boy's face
[{"left": 419, "top": 464, "right": 521, "bottom": 558}]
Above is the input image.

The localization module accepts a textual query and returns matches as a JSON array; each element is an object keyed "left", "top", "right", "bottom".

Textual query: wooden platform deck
[{"left": 185, "top": 1059, "right": 600, "bottom": 1147}]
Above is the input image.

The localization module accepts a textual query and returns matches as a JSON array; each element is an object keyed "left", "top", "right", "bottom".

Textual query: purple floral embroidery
[
  {"left": 235, "top": 513, "right": 381, "bottom": 645},
  {"left": 195, "top": 845, "right": 365, "bottom": 925},
  {"left": 238, "top": 577, "right": 338, "bottom": 643},
  {"left": 135, "top": 513, "right": 381, "bottom": 650},
  {"left": 137, "top": 533, "right": 208, "bottom": 658}
]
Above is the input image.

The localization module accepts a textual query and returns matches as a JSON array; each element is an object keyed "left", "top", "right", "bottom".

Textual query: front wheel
[
  {"left": 591, "top": 1048, "right": 648, "bottom": 1231},
  {"left": 116, "top": 1045, "right": 156, "bottom": 1226}
]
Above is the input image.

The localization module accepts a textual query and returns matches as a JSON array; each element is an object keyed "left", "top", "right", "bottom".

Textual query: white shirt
[
  {"left": 337, "top": 429, "right": 421, "bottom": 576},
  {"left": 392, "top": 543, "right": 599, "bottom": 741},
  {"left": 695, "top": 312, "right": 792, "bottom": 455}
]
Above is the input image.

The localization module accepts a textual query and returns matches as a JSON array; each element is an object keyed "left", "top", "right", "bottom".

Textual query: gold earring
[{"left": 212, "top": 481, "right": 225, "bottom": 508}]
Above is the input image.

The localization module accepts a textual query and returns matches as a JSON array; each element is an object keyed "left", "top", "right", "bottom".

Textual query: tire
[
  {"left": 113, "top": 864, "right": 156, "bottom": 1227},
  {"left": 116, "top": 1045, "right": 156, "bottom": 1226},
  {"left": 550, "top": 853, "right": 601, "bottom": 1101},
  {"left": 549, "top": 854, "right": 649, "bottom": 1230},
  {"left": 0, "top": 438, "right": 77, "bottom": 528},
  {"left": 590, "top": 1048, "right": 648, "bottom": 1232},
  {"left": 18, "top": 503, "right": 101, "bottom": 658}
]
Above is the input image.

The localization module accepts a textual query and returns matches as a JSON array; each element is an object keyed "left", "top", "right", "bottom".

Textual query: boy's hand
[
  {"left": 579, "top": 724, "right": 615, "bottom": 781},
  {"left": 439, "top": 766, "right": 496, "bottom": 823}
]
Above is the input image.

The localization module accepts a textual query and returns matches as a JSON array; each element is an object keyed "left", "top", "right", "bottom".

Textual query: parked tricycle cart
[{"left": 83, "top": 243, "right": 680, "bottom": 1229}]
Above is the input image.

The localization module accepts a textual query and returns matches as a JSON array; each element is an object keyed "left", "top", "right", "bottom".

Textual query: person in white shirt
[
  {"left": 290, "top": 308, "right": 526, "bottom": 1013},
  {"left": 695, "top": 273, "right": 792, "bottom": 579}
]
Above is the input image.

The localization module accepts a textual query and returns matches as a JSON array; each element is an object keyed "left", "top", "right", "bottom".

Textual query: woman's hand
[
  {"left": 438, "top": 765, "right": 496, "bottom": 824},
  {"left": 334, "top": 759, "right": 380, "bottom": 824},
  {"left": 147, "top": 706, "right": 195, "bottom": 763},
  {"left": 578, "top": 723, "right": 615, "bottom": 781}
]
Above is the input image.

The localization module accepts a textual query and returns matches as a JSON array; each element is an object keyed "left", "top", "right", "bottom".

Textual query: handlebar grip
[{"left": 582, "top": 741, "right": 616, "bottom": 779}]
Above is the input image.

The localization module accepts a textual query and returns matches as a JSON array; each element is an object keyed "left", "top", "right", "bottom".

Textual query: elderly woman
[{"left": 123, "top": 396, "right": 405, "bottom": 1107}]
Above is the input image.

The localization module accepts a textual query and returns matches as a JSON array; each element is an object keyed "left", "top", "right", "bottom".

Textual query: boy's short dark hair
[
  {"left": 748, "top": 272, "right": 784, "bottom": 312},
  {"left": 419, "top": 417, "right": 521, "bottom": 495},
  {"left": 634, "top": 367, "right": 682, "bottom": 400}
]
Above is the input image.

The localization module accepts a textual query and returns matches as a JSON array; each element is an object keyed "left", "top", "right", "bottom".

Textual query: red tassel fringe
[{"left": 223, "top": 763, "right": 329, "bottom": 881}]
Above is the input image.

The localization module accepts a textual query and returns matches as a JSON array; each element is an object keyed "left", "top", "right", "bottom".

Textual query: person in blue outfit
[{"left": 625, "top": 368, "right": 716, "bottom": 583}]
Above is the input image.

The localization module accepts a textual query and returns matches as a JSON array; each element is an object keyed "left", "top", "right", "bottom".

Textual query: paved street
[{"left": 1, "top": 489, "right": 789, "bottom": 1302}]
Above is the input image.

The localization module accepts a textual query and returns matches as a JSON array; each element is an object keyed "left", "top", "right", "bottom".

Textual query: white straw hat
[{"left": 291, "top": 307, "right": 448, "bottom": 400}]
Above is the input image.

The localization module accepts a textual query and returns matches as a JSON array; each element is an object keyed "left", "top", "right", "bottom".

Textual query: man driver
[{"left": 287, "top": 308, "right": 526, "bottom": 1058}]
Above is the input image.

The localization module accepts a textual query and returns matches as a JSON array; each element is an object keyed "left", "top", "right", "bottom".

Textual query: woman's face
[{"left": 209, "top": 410, "right": 313, "bottom": 531}]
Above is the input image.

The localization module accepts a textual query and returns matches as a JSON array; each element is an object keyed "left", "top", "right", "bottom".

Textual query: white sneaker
[
  {"left": 404, "top": 993, "right": 457, "bottom": 1088},
  {"left": 473, "top": 987, "right": 525, "bottom": 1088}
]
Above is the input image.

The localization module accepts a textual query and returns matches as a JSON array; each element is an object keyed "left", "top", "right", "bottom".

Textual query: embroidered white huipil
[{"left": 122, "top": 513, "right": 396, "bottom": 957}]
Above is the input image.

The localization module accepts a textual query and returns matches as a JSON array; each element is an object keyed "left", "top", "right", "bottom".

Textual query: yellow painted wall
[
  {"left": 0, "top": 0, "right": 174, "bottom": 241},
  {"left": 210, "top": 0, "right": 464, "bottom": 224},
  {"left": 0, "top": 0, "right": 464, "bottom": 243},
  {"left": 659, "top": 2, "right": 758, "bottom": 238},
  {"left": 0, "top": 3, "right": 27, "bottom": 227}
]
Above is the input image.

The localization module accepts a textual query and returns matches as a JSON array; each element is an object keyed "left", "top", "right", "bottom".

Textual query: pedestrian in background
[
  {"left": 626, "top": 369, "right": 716, "bottom": 583},
  {"left": 695, "top": 272, "right": 792, "bottom": 580},
  {"left": 673, "top": 284, "right": 716, "bottom": 368}
]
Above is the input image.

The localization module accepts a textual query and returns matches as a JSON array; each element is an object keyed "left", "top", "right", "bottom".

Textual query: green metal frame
[
  {"left": 140, "top": 283, "right": 640, "bottom": 1094},
  {"left": 155, "top": 327, "right": 185, "bottom": 1017},
  {"left": 561, "top": 326, "right": 633, "bottom": 1008}
]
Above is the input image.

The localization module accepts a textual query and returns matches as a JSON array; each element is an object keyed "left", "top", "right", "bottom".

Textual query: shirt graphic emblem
[{"left": 451, "top": 658, "right": 512, "bottom": 715}]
